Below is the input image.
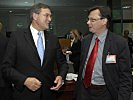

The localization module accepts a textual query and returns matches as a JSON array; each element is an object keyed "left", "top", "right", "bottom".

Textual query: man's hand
[
  {"left": 50, "top": 76, "right": 63, "bottom": 91},
  {"left": 24, "top": 77, "right": 42, "bottom": 91}
]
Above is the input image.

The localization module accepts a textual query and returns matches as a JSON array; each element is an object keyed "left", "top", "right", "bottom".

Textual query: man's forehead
[{"left": 40, "top": 8, "right": 51, "bottom": 13}]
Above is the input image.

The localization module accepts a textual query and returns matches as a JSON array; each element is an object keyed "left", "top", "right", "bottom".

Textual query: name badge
[{"left": 106, "top": 54, "right": 116, "bottom": 64}]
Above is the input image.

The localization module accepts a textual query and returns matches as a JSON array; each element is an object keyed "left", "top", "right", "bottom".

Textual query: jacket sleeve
[
  {"left": 2, "top": 32, "right": 27, "bottom": 91},
  {"left": 56, "top": 39, "right": 69, "bottom": 79}
]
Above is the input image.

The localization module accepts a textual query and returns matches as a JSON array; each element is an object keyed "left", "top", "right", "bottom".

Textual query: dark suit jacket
[
  {"left": 127, "top": 37, "right": 133, "bottom": 55},
  {"left": 76, "top": 31, "right": 132, "bottom": 100},
  {"left": 70, "top": 40, "right": 81, "bottom": 73},
  {"left": 0, "top": 34, "right": 13, "bottom": 100},
  {"left": 2, "top": 28, "right": 68, "bottom": 100},
  {"left": 0, "top": 34, "right": 9, "bottom": 87}
]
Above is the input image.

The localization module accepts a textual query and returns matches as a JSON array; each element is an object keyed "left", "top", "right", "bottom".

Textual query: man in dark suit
[
  {"left": 123, "top": 30, "right": 133, "bottom": 68},
  {"left": 0, "top": 22, "right": 13, "bottom": 100},
  {"left": 76, "top": 6, "right": 132, "bottom": 100},
  {"left": 123, "top": 29, "right": 133, "bottom": 56},
  {"left": 2, "top": 3, "right": 68, "bottom": 100}
]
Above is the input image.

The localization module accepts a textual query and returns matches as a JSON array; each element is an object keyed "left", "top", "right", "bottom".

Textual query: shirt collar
[
  {"left": 30, "top": 24, "right": 44, "bottom": 35},
  {"left": 93, "top": 29, "right": 108, "bottom": 43}
]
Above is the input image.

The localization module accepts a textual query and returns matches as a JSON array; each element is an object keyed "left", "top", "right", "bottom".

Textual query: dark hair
[
  {"left": 88, "top": 6, "right": 111, "bottom": 28},
  {"left": 30, "top": 3, "right": 51, "bottom": 20},
  {"left": 124, "top": 30, "right": 129, "bottom": 35}
]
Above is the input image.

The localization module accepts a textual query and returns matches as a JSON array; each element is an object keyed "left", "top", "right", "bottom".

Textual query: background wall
[
  {"left": 0, "top": 0, "right": 107, "bottom": 37},
  {"left": 0, "top": 7, "right": 90, "bottom": 37},
  {"left": 53, "top": 7, "right": 88, "bottom": 36}
]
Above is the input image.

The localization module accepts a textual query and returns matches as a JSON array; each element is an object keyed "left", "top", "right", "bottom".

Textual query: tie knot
[
  {"left": 96, "top": 37, "right": 99, "bottom": 42},
  {"left": 38, "top": 32, "right": 41, "bottom": 36}
]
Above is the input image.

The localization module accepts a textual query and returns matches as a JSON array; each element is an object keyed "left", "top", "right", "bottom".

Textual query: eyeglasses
[{"left": 86, "top": 17, "right": 104, "bottom": 23}]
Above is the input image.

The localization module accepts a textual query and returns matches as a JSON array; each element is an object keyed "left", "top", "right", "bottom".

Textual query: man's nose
[{"left": 87, "top": 20, "right": 90, "bottom": 25}]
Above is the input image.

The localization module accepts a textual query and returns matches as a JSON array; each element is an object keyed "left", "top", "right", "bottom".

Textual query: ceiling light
[
  {"left": 122, "top": 6, "right": 131, "bottom": 9},
  {"left": 84, "top": 9, "right": 87, "bottom": 12},
  {"left": 9, "top": 10, "right": 12, "bottom": 13},
  {"left": 24, "top": 2, "right": 28, "bottom": 4}
]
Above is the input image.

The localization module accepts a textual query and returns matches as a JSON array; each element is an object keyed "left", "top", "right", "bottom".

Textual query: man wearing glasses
[{"left": 76, "top": 6, "right": 132, "bottom": 100}]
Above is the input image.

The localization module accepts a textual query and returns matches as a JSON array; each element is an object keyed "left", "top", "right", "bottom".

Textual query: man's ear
[
  {"left": 33, "top": 13, "right": 38, "bottom": 20},
  {"left": 102, "top": 18, "right": 108, "bottom": 25}
]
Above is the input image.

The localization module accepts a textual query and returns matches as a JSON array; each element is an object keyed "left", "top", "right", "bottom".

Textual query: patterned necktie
[
  {"left": 83, "top": 37, "right": 99, "bottom": 88},
  {"left": 37, "top": 32, "right": 44, "bottom": 66}
]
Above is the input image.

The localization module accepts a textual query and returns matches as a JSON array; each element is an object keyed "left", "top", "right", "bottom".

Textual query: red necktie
[{"left": 83, "top": 37, "right": 99, "bottom": 88}]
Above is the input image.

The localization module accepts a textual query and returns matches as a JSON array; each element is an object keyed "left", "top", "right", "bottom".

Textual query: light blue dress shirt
[{"left": 83, "top": 30, "right": 108, "bottom": 85}]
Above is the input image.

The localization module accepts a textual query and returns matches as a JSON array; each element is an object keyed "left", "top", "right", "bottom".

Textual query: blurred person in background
[
  {"left": 0, "top": 21, "right": 13, "bottom": 100},
  {"left": 69, "top": 29, "right": 81, "bottom": 74},
  {"left": 123, "top": 29, "right": 133, "bottom": 56},
  {"left": 123, "top": 29, "right": 133, "bottom": 68}
]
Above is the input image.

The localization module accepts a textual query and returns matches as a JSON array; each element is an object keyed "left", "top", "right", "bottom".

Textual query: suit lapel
[
  {"left": 80, "top": 34, "right": 93, "bottom": 74},
  {"left": 102, "top": 31, "right": 112, "bottom": 69},
  {"left": 24, "top": 28, "right": 40, "bottom": 60},
  {"left": 83, "top": 35, "right": 93, "bottom": 63},
  {"left": 42, "top": 31, "right": 49, "bottom": 66}
]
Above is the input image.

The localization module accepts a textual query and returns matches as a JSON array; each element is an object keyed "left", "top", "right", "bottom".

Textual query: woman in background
[{"left": 69, "top": 29, "right": 81, "bottom": 74}]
